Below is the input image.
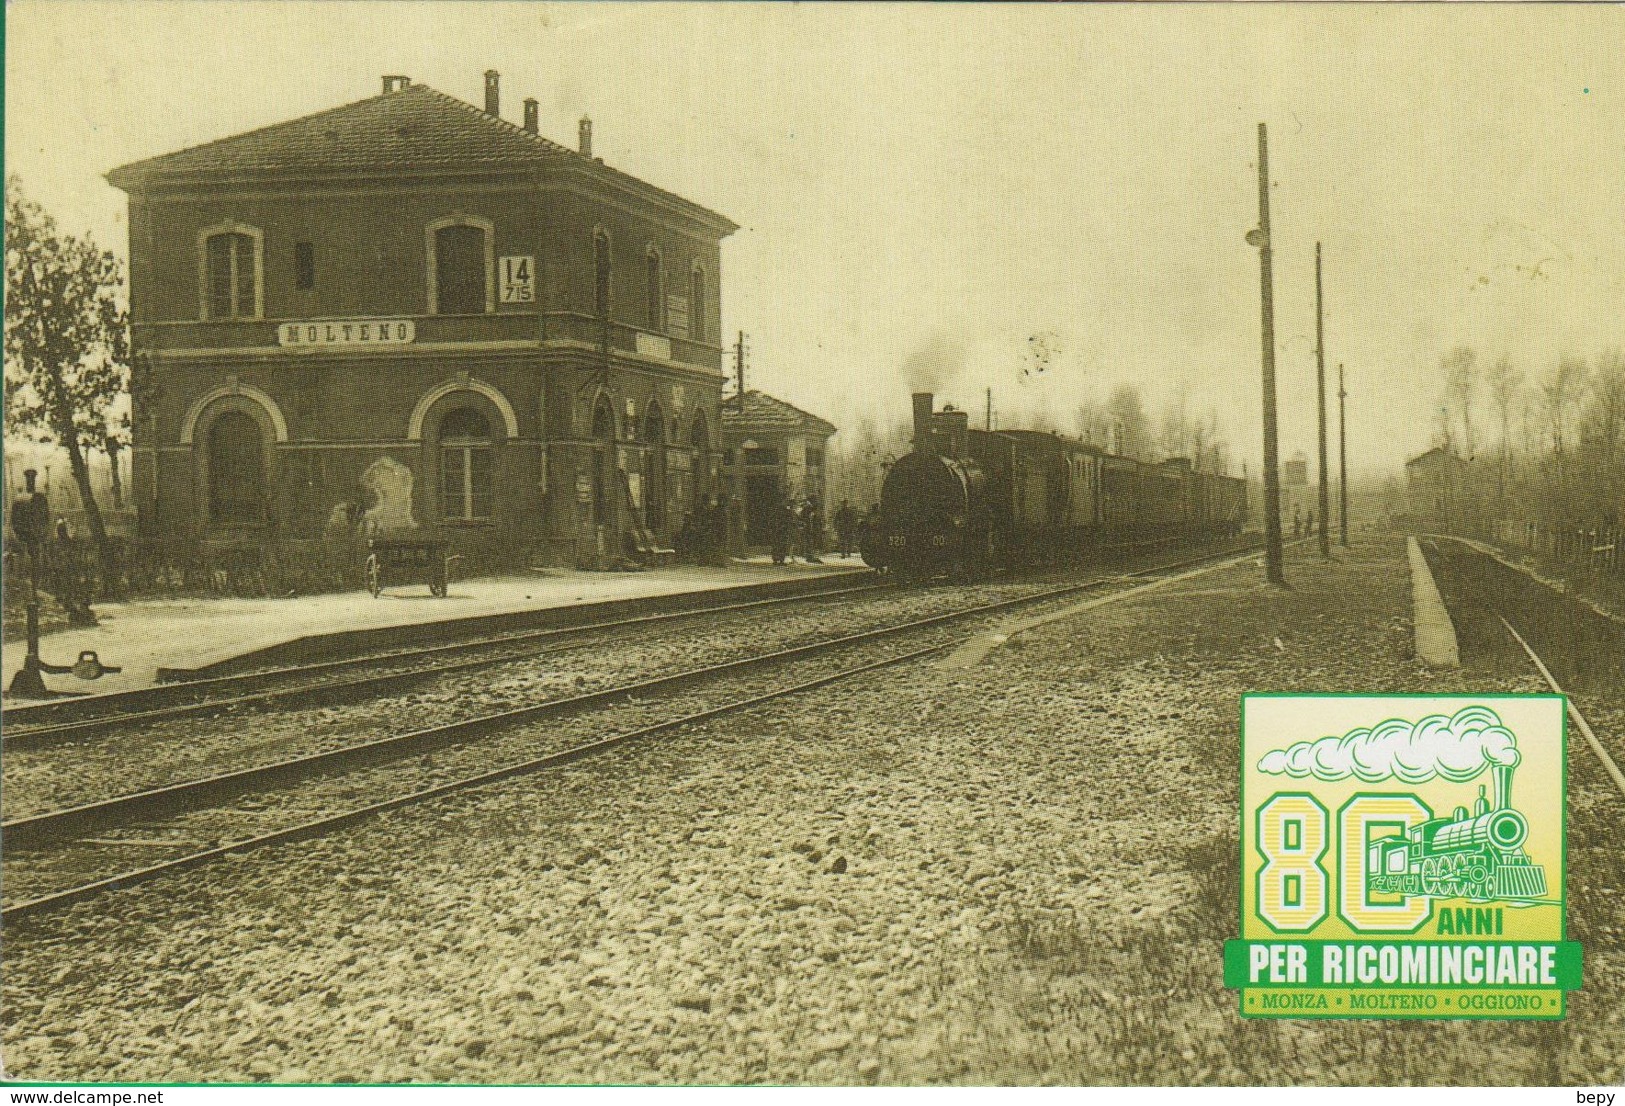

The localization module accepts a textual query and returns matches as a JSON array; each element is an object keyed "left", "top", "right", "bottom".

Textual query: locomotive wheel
[{"left": 365, "top": 554, "right": 382, "bottom": 598}]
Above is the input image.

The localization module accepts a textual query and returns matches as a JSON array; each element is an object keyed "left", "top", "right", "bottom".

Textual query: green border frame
[{"left": 1235, "top": 692, "right": 1570, "bottom": 1020}]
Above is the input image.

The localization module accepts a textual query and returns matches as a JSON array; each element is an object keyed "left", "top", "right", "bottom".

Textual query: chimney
[
  {"left": 1494, "top": 762, "right": 1513, "bottom": 811},
  {"left": 912, "top": 393, "right": 936, "bottom": 456},
  {"left": 484, "top": 70, "right": 500, "bottom": 117},
  {"left": 382, "top": 75, "right": 411, "bottom": 95},
  {"left": 579, "top": 116, "right": 593, "bottom": 158},
  {"left": 523, "top": 98, "right": 539, "bottom": 135}
]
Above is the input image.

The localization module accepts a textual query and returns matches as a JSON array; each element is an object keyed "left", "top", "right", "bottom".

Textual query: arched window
[
  {"left": 689, "top": 266, "right": 706, "bottom": 343},
  {"left": 204, "top": 231, "right": 259, "bottom": 319},
  {"left": 433, "top": 224, "right": 490, "bottom": 314},
  {"left": 645, "top": 248, "right": 663, "bottom": 332},
  {"left": 207, "top": 410, "right": 265, "bottom": 524},
  {"left": 594, "top": 230, "right": 612, "bottom": 318},
  {"left": 642, "top": 403, "right": 667, "bottom": 531},
  {"left": 591, "top": 395, "right": 616, "bottom": 523},
  {"left": 439, "top": 407, "right": 493, "bottom": 521}
]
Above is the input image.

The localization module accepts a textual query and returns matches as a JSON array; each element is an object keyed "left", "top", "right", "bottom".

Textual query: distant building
[
  {"left": 720, "top": 391, "right": 837, "bottom": 548},
  {"left": 107, "top": 72, "right": 737, "bottom": 569},
  {"left": 1404, "top": 446, "right": 1474, "bottom": 529}
]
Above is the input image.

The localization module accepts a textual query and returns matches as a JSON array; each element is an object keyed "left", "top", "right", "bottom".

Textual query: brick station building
[
  {"left": 109, "top": 72, "right": 736, "bottom": 570},
  {"left": 720, "top": 390, "right": 837, "bottom": 549}
]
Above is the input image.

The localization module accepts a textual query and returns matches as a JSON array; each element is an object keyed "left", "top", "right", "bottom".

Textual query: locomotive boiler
[
  {"left": 860, "top": 392, "right": 1246, "bottom": 579},
  {"left": 1365, "top": 762, "right": 1548, "bottom": 903}
]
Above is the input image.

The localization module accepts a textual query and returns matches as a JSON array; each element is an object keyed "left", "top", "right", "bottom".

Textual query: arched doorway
[
  {"left": 591, "top": 395, "right": 616, "bottom": 527},
  {"left": 206, "top": 410, "right": 266, "bottom": 526},
  {"left": 642, "top": 402, "right": 666, "bottom": 532},
  {"left": 690, "top": 411, "right": 712, "bottom": 514}
]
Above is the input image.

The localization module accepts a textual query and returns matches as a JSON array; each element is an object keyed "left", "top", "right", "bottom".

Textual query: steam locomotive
[
  {"left": 1366, "top": 762, "right": 1548, "bottom": 903},
  {"left": 860, "top": 392, "right": 1248, "bottom": 579}
]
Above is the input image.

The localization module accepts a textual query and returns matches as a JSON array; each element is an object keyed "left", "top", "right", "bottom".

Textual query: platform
[{"left": 0, "top": 558, "right": 868, "bottom": 702}]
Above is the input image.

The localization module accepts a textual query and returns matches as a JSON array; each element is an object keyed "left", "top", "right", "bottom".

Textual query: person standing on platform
[{"left": 833, "top": 499, "right": 857, "bottom": 559}]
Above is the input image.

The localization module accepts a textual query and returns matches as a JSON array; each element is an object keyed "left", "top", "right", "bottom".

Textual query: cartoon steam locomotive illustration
[{"left": 1365, "top": 762, "right": 1548, "bottom": 903}]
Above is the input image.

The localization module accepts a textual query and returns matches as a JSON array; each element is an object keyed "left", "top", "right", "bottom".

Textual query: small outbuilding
[{"left": 720, "top": 390, "right": 837, "bottom": 551}]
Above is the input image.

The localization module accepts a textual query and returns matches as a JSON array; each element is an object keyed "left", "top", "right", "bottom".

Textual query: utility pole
[
  {"left": 733, "top": 331, "right": 747, "bottom": 412},
  {"left": 1315, "top": 241, "right": 1330, "bottom": 560},
  {"left": 1247, "top": 123, "right": 1286, "bottom": 585},
  {"left": 1339, "top": 362, "right": 1349, "bottom": 547},
  {"left": 985, "top": 387, "right": 992, "bottom": 432}
]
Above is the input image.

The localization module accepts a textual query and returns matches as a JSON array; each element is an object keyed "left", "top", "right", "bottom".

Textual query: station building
[
  {"left": 110, "top": 72, "right": 736, "bottom": 569},
  {"left": 720, "top": 390, "right": 836, "bottom": 548}
]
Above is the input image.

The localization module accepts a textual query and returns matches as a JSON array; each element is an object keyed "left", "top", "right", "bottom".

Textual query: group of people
[
  {"left": 672, "top": 495, "right": 731, "bottom": 566},
  {"left": 770, "top": 494, "right": 825, "bottom": 565},
  {"left": 672, "top": 491, "right": 882, "bottom": 567}
]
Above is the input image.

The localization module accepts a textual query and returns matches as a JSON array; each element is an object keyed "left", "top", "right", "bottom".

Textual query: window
[
  {"left": 594, "top": 230, "right": 612, "bottom": 317},
  {"left": 205, "top": 232, "right": 257, "bottom": 319},
  {"left": 206, "top": 410, "right": 265, "bottom": 524},
  {"left": 806, "top": 447, "right": 825, "bottom": 468},
  {"left": 689, "top": 267, "right": 706, "bottom": 343},
  {"left": 295, "top": 242, "right": 315, "bottom": 290},
  {"left": 434, "top": 225, "right": 488, "bottom": 314},
  {"left": 744, "top": 447, "right": 779, "bottom": 467},
  {"left": 645, "top": 249, "right": 663, "bottom": 332},
  {"left": 439, "top": 407, "right": 493, "bottom": 521}
]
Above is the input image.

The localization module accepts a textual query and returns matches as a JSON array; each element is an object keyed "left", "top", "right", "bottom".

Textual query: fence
[{"left": 1486, "top": 519, "right": 1622, "bottom": 577}]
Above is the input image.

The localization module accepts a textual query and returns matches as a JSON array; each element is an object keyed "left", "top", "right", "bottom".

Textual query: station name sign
[{"left": 279, "top": 320, "right": 415, "bottom": 349}]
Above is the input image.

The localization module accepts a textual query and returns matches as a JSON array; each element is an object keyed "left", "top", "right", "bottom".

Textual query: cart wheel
[{"left": 365, "top": 554, "right": 382, "bottom": 598}]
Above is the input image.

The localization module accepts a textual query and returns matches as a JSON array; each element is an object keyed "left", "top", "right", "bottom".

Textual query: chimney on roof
[
  {"left": 523, "top": 98, "right": 539, "bottom": 135},
  {"left": 382, "top": 75, "right": 410, "bottom": 94},
  {"left": 579, "top": 116, "right": 593, "bottom": 158},
  {"left": 484, "top": 70, "right": 500, "bottom": 117}
]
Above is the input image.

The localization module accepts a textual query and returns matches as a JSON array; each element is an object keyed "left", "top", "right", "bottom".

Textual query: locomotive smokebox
[{"left": 912, "top": 393, "right": 936, "bottom": 455}]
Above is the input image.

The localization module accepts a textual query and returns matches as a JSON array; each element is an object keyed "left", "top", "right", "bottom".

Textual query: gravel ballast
[{"left": 3, "top": 534, "right": 1619, "bottom": 1085}]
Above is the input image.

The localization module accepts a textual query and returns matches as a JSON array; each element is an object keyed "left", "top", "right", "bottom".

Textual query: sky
[{"left": 7, "top": 1, "right": 1623, "bottom": 479}]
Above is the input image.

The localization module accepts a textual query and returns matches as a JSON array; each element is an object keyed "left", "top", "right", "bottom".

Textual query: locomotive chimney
[
  {"left": 484, "top": 70, "right": 501, "bottom": 117},
  {"left": 1494, "top": 762, "right": 1513, "bottom": 811},
  {"left": 912, "top": 393, "right": 936, "bottom": 456}
]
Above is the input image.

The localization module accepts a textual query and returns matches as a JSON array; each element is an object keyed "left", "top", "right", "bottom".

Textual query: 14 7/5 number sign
[{"left": 1227, "top": 695, "right": 1581, "bottom": 1019}]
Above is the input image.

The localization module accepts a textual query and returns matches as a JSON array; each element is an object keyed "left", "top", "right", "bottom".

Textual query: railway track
[
  {"left": 2, "top": 539, "right": 1269, "bottom": 925},
  {"left": 1, "top": 575, "right": 889, "bottom": 748}
]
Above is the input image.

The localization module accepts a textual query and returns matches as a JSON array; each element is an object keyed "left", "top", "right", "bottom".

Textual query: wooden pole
[
  {"left": 1254, "top": 123, "right": 1286, "bottom": 585},
  {"left": 1315, "top": 242, "right": 1330, "bottom": 559},
  {"left": 1339, "top": 362, "right": 1349, "bottom": 547}
]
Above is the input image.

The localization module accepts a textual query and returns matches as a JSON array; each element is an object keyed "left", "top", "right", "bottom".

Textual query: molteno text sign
[{"left": 279, "top": 320, "right": 415, "bottom": 348}]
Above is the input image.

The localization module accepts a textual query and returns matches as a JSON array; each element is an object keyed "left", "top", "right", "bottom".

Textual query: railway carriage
[{"left": 862, "top": 392, "right": 1247, "bottom": 579}]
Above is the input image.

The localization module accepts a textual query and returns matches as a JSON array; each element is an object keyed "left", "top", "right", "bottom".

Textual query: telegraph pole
[
  {"left": 1248, "top": 123, "right": 1286, "bottom": 585},
  {"left": 733, "top": 331, "right": 747, "bottom": 412},
  {"left": 985, "top": 387, "right": 993, "bottom": 431},
  {"left": 1339, "top": 362, "right": 1349, "bottom": 547},
  {"left": 1315, "top": 242, "right": 1330, "bottom": 560}
]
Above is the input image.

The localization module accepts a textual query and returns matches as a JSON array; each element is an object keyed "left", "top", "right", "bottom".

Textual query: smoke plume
[
  {"left": 903, "top": 334, "right": 967, "bottom": 392},
  {"left": 1257, "top": 705, "right": 1520, "bottom": 784}
]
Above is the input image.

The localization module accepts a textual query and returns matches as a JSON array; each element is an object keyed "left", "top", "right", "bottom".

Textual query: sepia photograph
[{"left": 2, "top": 0, "right": 1622, "bottom": 1091}]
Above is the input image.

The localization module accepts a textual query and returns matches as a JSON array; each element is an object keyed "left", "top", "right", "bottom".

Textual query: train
[
  {"left": 860, "top": 392, "right": 1248, "bottom": 579},
  {"left": 1366, "top": 762, "right": 1548, "bottom": 903}
]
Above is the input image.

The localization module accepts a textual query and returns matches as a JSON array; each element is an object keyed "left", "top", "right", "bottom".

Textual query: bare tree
[
  {"left": 1441, "top": 346, "right": 1479, "bottom": 458},
  {"left": 1541, "top": 356, "right": 1588, "bottom": 457},
  {"left": 1584, "top": 347, "right": 1625, "bottom": 461},
  {"left": 1484, "top": 354, "right": 1524, "bottom": 501},
  {"left": 1106, "top": 384, "right": 1151, "bottom": 460}
]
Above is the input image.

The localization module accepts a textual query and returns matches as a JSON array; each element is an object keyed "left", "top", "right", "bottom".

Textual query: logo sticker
[{"left": 1226, "top": 695, "right": 1581, "bottom": 1019}]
